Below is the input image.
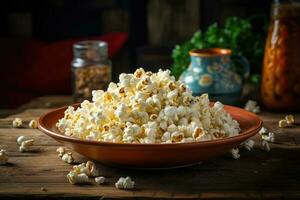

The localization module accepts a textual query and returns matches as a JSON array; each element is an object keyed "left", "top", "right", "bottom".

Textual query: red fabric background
[{"left": 0, "top": 32, "right": 128, "bottom": 108}]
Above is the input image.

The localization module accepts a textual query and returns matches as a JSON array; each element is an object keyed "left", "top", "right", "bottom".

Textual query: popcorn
[
  {"left": 171, "top": 131, "right": 184, "bottom": 142},
  {"left": 19, "top": 139, "right": 34, "bottom": 152},
  {"left": 57, "top": 69, "right": 240, "bottom": 144},
  {"left": 261, "top": 140, "right": 270, "bottom": 152},
  {"left": 73, "top": 161, "right": 99, "bottom": 177},
  {"left": 62, "top": 152, "right": 74, "bottom": 164},
  {"left": 12, "top": 118, "right": 23, "bottom": 128},
  {"left": 230, "top": 148, "right": 240, "bottom": 159},
  {"left": 0, "top": 149, "right": 8, "bottom": 165},
  {"left": 28, "top": 119, "right": 38, "bottom": 129},
  {"left": 262, "top": 132, "right": 275, "bottom": 143},
  {"left": 161, "top": 132, "right": 171, "bottom": 142},
  {"left": 56, "top": 147, "right": 65, "bottom": 158},
  {"left": 278, "top": 119, "right": 289, "bottom": 128},
  {"left": 192, "top": 127, "right": 205, "bottom": 141},
  {"left": 115, "top": 176, "right": 135, "bottom": 190},
  {"left": 285, "top": 115, "right": 294, "bottom": 125},
  {"left": 259, "top": 127, "right": 268, "bottom": 135},
  {"left": 244, "top": 100, "right": 260, "bottom": 113},
  {"left": 278, "top": 115, "right": 295, "bottom": 128},
  {"left": 95, "top": 176, "right": 106, "bottom": 185},
  {"left": 67, "top": 171, "right": 89, "bottom": 185},
  {"left": 240, "top": 139, "right": 255, "bottom": 151},
  {"left": 86, "top": 161, "right": 99, "bottom": 177},
  {"left": 17, "top": 136, "right": 28, "bottom": 145}
]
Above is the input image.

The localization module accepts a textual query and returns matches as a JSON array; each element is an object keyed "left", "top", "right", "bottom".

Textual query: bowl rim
[{"left": 38, "top": 104, "right": 262, "bottom": 148}]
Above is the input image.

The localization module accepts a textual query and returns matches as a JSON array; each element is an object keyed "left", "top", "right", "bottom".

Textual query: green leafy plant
[{"left": 171, "top": 16, "right": 265, "bottom": 83}]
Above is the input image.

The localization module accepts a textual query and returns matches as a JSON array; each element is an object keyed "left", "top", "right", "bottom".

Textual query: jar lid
[{"left": 73, "top": 41, "right": 108, "bottom": 60}]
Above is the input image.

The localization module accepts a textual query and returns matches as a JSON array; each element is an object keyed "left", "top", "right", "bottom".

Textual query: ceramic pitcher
[{"left": 179, "top": 48, "right": 249, "bottom": 105}]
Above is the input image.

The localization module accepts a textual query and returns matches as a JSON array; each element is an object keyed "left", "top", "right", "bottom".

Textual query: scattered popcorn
[
  {"left": 67, "top": 171, "right": 89, "bottom": 185},
  {"left": 244, "top": 100, "right": 260, "bottom": 113},
  {"left": 61, "top": 152, "right": 74, "bottom": 164},
  {"left": 259, "top": 127, "right": 268, "bottom": 135},
  {"left": 56, "top": 147, "right": 65, "bottom": 158},
  {"left": 19, "top": 139, "right": 34, "bottom": 152},
  {"left": 115, "top": 176, "right": 135, "bottom": 190},
  {"left": 73, "top": 161, "right": 99, "bottom": 177},
  {"left": 56, "top": 69, "right": 240, "bottom": 144},
  {"left": 95, "top": 176, "right": 106, "bottom": 185},
  {"left": 29, "top": 119, "right": 38, "bottom": 129},
  {"left": 17, "top": 136, "right": 28, "bottom": 145},
  {"left": 285, "top": 115, "right": 294, "bottom": 125},
  {"left": 0, "top": 149, "right": 8, "bottom": 165},
  {"left": 12, "top": 118, "right": 23, "bottom": 128},
  {"left": 262, "top": 132, "right": 275, "bottom": 143},
  {"left": 86, "top": 161, "right": 99, "bottom": 177},
  {"left": 240, "top": 139, "right": 255, "bottom": 151},
  {"left": 278, "top": 119, "right": 289, "bottom": 128},
  {"left": 261, "top": 140, "right": 270, "bottom": 152},
  {"left": 278, "top": 115, "right": 295, "bottom": 128},
  {"left": 229, "top": 148, "right": 240, "bottom": 159}
]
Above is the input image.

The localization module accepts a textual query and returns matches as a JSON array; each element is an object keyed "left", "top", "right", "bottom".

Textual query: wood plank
[{"left": 1, "top": 108, "right": 300, "bottom": 199}]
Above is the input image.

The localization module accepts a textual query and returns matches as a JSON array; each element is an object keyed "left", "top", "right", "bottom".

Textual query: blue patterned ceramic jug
[{"left": 179, "top": 48, "right": 249, "bottom": 105}]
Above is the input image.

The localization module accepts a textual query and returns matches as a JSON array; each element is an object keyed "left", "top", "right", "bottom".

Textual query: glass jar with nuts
[{"left": 72, "top": 41, "right": 111, "bottom": 102}]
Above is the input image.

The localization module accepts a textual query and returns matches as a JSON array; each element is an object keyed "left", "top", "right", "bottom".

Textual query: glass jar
[
  {"left": 261, "top": 0, "right": 300, "bottom": 111},
  {"left": 72, "top": 41, "right": 111, "bottom": 102}
]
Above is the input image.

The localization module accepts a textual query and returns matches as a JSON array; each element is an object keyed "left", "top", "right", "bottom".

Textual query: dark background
[{"left": 0, "top": 0, "right": 271, "bottom": 108}]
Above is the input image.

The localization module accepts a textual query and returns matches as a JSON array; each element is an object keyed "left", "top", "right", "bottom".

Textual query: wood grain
[{"left": 1, "top": 104, "right": 300, "bottom": 199}]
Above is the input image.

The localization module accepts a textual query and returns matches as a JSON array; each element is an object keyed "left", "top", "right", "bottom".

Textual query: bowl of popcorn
[{"left": 38, "top": 68, "right": 262, "bottom": 168}]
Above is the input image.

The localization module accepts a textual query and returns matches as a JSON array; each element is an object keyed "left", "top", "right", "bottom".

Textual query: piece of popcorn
[
  {"left": 192, "top": 127, "right": 205, "bottom": 141},
  {"left": 167, "top": 124, "right": 177, "bottom": 133},
  {"left": 240, "top": 139, "right": 255, "bottom": 151},
  {"left": 56, "top": 147, "right": 65, "bottom": 158},
  {"left": 244, "top": 100, "right": 260, "bottom": 113},
  {"left": 0, "top": 149, "right": 8, "bottom": 165},
  {"left": 262, "top": 132, "right": 275, "bottom": 143},
  {"left": 115, "top": 103, "right": 129, "bottom": 122},
  {"left": 95, "top": 176, "right": 106, "bottom": 185},
  {"left": 161, "top": 132, "right": 171, "bottom": 142},
  {"left": 62, "top": 152, "right": 74, "bottom": 164},
  {"left": 213, "top": 101, "right": 224, "bottom": 110},
  {"left": 73, "top": 163, "right": 90, "bottom": 175},
  {"left": 181, "top": 137, "right": 195, "bottom": 143},
  {"left": 259, "top": 127, "right": 268, "bottom": 135},
  {"left": 261, "top": 140, "right": 270, "bottom": 152},
  {"left": 86, "top": 161, "right": 99, "bottom": 177},
  {"left": 17, "top": 136, "right": 28, "bottom": 145},
  {"left": 115, "top": 176, "right": 135, "bottom": 190},
  {"left": 19, "top": 139, "right": 34, "bottom": 152},
  {"left": 12, "top": 118, "right": 23, "bottom": 128},
  {"left": 171, "top": 131, "right": 184, "bottom": 143},
  {"left": 28, "top": 119, "right": 38, "bottom": 129},
  {"left": 67, "top": 171, "right": 89, "bottom": 185},
  {"left": 229, "top": 148, "right": 240, "bottom": 159},
  {"left": 285, "top": 115, "right": 294, "bottom": 125},
  {"left": 278, "top": 119, "right": 289, "bottom": 128}
]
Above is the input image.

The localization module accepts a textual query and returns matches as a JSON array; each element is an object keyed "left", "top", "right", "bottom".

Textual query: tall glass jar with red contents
[{"left": 261, "top": 0, "right": 300, "bottom": 111}]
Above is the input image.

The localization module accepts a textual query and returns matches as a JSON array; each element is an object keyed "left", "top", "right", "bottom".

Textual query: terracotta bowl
[{"left": 38, "top": 104, "right": 262, "bottom": 169}]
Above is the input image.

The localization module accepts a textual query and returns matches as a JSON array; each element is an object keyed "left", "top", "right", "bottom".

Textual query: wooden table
[{"left": 0, "top": 96, "right": 300, "bottom": 199}]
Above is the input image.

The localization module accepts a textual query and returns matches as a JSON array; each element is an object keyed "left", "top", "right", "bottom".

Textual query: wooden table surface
[{"left": 0, "top": 96, "right": 300, "bottom": 199}]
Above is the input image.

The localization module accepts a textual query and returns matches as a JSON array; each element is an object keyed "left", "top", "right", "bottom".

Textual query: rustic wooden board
[{"left": 0, "top": 108, "right": 300, "bottom": 199}]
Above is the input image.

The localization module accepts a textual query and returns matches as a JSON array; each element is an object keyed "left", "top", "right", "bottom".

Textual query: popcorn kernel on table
[
  {"left": 12, "top": 118, "right": 23, "bottom": 128},
  {"left": 0, "top": 149, "right": 8, "bottom": 165},
  {"left": 29, "top": 119, "right": 38, "bottom": 129}
]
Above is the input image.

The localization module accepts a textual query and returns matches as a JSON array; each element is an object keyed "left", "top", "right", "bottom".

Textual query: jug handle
[{"left": 232, "top": 55, "right": 250, "bottom": 79}]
